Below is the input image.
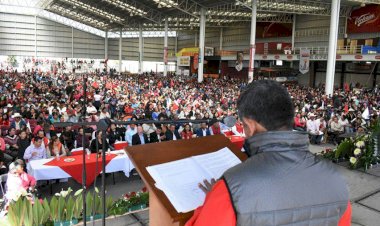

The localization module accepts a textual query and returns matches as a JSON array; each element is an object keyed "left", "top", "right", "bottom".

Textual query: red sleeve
[
  {"left": 27, "top": 173, "right": 37, "bottom": 187},
  {"left": 185, "top": 180, "right": 236, "bottom": 226},
  {"left": 338, "top": 201, "right": 351, "bottom": 226}
]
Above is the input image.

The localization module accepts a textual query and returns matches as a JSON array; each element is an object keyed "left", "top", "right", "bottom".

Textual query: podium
[{"left": 125, "top": 134, "right": 247, "bottom": 226}]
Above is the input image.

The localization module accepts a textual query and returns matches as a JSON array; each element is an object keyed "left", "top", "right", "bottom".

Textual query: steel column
[
  {"left": 325, "top": 0, "right": 341, "bottom": 96},
  {"left": 198, "top": 8, "right": 206, "bottom": 83},
  {"left": 248, "top": 0, "right": 257, "bottom": 83}
]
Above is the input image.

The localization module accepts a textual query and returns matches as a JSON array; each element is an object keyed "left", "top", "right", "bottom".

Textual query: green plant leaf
[
  {"left": 74, "top": 195, "right": 83, "bottom": 219},
  {"left": 74, "top": 189, "right": 83, "bottom": 196},
  {"left": 86, "top": 192, "right": 93, "bottom": 217},
  {"left": 66, "top": 196, "right": 75, "bottom": 221},
  {"left": 42, "top": 198, "right": 51, "bottom": 223},
  {"left": 50, "top": 196, "right": 58, "bottom": 222}
]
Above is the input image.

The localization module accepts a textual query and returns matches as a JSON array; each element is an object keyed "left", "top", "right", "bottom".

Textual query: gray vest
[{"left": 224, "top": 131, "right": 349, "bottom": 226}]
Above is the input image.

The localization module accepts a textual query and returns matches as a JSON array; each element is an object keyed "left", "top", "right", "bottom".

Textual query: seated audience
[
  {"left": 165, "top": 124, "right": 181, "bottom": 141},
  {"left": 132, "top": 125, "right": 149, "bottom": 146},
  {"left": 181, "top": 124, "right": 193, "bottom": 140},
  {"left": 47, "top": 136, "right": 67, "bottom": 158},
  {"left": 307, "top": 114, "right": 322, "bottom": 145},
  {"left": 196, "top": 123, "right": 211, "bottom": 137},
  {"left": 23, "top": 137, "right": 47, "bottom": 161},
  {"left": 90, "top": 131, "right": 110, "bottom": 153}
]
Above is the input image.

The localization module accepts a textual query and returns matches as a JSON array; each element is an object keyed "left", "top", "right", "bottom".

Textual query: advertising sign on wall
[
  {"left": 177, "top": 56, "right": 190, "bottom": 67},
  {"left": 347, "top": 5, "right": 380, "bottom": 33}
]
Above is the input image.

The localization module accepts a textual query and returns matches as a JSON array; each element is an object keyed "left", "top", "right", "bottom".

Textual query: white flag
[{"left": 299, "top": 49, "right": 310, "bottom": 74}]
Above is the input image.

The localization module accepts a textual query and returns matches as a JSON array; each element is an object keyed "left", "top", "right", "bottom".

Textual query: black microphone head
[
  {"left": 98, "top": 118, "right": 112, "bottom": 130},
  {"left": 223, "top": 116, "right": 237, "bottom": 128}
]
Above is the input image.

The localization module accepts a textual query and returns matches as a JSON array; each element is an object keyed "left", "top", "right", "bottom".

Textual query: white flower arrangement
[
  {"left": 353, "top": 148, "right": 361, "bottom": 156},
  {"left": 356, "top": 141, "right": 365, "bottom": 148},
  {"left": 350, "top": 157, "right": 357, "bottom": 164}
]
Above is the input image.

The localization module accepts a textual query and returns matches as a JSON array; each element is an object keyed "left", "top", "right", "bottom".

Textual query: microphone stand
[{"left": 81, "top": 74, "right": 88, "bottom": 226}]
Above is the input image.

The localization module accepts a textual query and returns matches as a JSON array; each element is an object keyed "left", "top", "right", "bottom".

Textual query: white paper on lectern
[{"left": 146, "top": 147, "right": 242, "bottom": 213}]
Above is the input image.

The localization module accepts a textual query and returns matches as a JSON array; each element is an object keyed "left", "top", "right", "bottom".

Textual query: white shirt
[
  {"left": 94, "top": 94, "right": 102, "bottom": 101},
  {"left": 307, "top": 119, "right": 320, "bottom": 135}
]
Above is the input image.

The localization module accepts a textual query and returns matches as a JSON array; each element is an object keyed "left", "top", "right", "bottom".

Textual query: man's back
[{"left": 224, "top": 131, "right": 350, "bottom": 226}]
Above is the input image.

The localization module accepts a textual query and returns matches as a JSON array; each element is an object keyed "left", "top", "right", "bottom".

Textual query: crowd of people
[{"left": 0, "top": 67, "right": 379, "bottom": 204}]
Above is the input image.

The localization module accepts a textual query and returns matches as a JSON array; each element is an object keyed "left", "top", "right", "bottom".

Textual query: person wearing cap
[
  {"left": 10, "top": 112, "right": 26, "bottom": 131},
  {"left": 186, "top": 80, "right": 351, "bottom": 226},
  {"left": 307, "top": 113, "right": 322, "bottom": 144}
]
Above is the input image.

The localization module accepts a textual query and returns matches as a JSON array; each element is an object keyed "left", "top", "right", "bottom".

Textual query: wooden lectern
[{"left": 125, "top": 134, "right": 247, "bottom": 226}]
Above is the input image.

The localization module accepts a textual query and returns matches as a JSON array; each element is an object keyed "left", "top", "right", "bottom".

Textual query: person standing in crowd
[
  {"left": 23, "top": 137, "right": 47, "bottom": 161},
  {"left": 132, "top": 125, "right": 149, "bottom": 146},
  {"left": 186, "top": 80, "right": 351, "bottom": 226}
]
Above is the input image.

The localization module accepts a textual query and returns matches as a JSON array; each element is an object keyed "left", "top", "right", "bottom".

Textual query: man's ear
[{"left": 242, "top": 117, "right": 267, "bottom": 137}]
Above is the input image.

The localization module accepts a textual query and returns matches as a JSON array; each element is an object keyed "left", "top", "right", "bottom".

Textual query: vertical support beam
[
  {"left": 119, "top": 28, "right": 122, "bottom": 73},
  {"left": 325, "top": 0, "right": 341, "bottom": 96},
  {"left": 34, "top": 15, "right": 37, "bottom": 58},
  {"left": 198, "top": 8, "right": 206, "bottom": 83},
  {"left": 248, "top": 0, "right": 257, "bottom": 83},
  {"left": 291, "top": 14, "right": 296, "bottom": 51},
  {"left": 219, "top": 27, "right": 223, "bottom": 51},
  {"left": 290, "top": 14, "right": 296, "bottom": 68},
  {"left": 139, "top": 25, "right": 143, "bottom": 74},
  {"left": 71, "top": 26, "right": 74, "bottom": 58},
  {"left": 164, "top": 18, "right": 168, "bottom": 77},
  {"left": 373, "top": 63, "right": 378, "bottom": 88},
  {"left": 195, "top": 31, "right": 198, "bottom": 47},
  {"left": 175, "top": 34, "right": 178, "bottom": 54},
  {"left": 105, "top": 31, "right": 108, "bottom": 59},
  {"left": 340, "top": 62, "right": 345, "bottom": 88}
]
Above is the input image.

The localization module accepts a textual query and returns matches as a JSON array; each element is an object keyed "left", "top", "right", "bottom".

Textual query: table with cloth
[
  {"left": 223, "top": 132, "right": 245, "bottom": 150},
  {"left": 27, "top": 151, "right": 134, "bottom": 187}
]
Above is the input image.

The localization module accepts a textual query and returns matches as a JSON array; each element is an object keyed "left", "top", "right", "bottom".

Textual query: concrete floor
[{"left": 34, "top": 144, "right": 380, "bottom": 226}]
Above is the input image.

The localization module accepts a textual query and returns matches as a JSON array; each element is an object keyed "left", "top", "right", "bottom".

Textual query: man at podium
[{"left": 186, "top": 80, "right": 351, "bottom": 226}]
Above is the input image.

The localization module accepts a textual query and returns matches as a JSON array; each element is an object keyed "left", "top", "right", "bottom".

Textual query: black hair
[
  {"left": 237, "top": 80, "right": 294, "bottom": 131},
  {"left": 34, "top": 136, "right": 43, "bottom": 142}
]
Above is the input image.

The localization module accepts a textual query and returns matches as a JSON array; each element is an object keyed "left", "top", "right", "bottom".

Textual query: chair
[{"left": 0, "top": 174, "right": 8, "bottom": 200}]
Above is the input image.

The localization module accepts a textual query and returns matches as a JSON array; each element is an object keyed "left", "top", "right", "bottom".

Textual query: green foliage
[
  {"left": 8, "top": 198, "right": 24, "bottom": 226},
  {"left": 110, "top": 189, "right": 149, "bottom": 216},
  {"left": 85, "top": 191, "right": 93, "bottom": 217},
  {"left": 334, "top": 139, "right": 354, "bottom": 159}
]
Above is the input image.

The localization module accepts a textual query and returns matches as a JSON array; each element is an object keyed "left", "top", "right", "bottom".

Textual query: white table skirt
[{"left": 27, "top": 151, "right": 135, "bottom": 181}]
